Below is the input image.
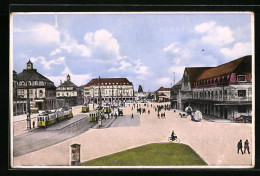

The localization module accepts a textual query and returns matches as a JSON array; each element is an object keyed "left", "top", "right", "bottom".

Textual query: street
[
  {"left": 13, "top": 114, "right": 96, "bottom": 157},
  {"left": 13, "top": 102, "right": 253, "bottom": 167}
]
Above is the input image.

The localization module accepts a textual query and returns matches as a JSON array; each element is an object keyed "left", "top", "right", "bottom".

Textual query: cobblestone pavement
[{"left": 13, "top": 103, "right": 253, "bottom": 167}]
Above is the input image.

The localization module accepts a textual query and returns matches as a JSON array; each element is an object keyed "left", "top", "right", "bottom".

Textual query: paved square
[{"left": 12, "top": 103, "right": 253, "bottom": 167}]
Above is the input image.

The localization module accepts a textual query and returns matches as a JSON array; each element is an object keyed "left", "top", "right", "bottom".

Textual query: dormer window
[{"left": 237, "top": 75, "right": 246, "bottom": 82}]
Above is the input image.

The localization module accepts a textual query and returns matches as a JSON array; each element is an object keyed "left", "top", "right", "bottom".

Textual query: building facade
[
  {"left": 13, "top": 60, "right": 56, "bottom": 115},
  {"left": 84, "top": 78, "right": 134, "bottom": 104},
  {"left": 174, "top": 55, "right": 252, "bottom": 120},
  {"left": 155, "top": 87, "right": 171, "bottom": 102},
  {"left": 56, "top": 74, "right": 84, "bottom": 108}
]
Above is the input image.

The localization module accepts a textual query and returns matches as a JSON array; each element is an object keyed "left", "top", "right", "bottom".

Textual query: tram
[
  {"left": 37, "top": 107, "right": 73, "bottom": 127},
  {"left": 82, "top": 104, "right": 89, "bottom": 113},
  {"left": 89, "top": 111, "right": 99, "bottom": 122},
  {"left": 103, "top": 105, "right": 111, "bottom": 114}
]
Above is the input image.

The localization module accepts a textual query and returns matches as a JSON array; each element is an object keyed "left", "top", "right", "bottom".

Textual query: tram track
[{"left": 13, "top": 115, "right": 97, "bottom": 157}]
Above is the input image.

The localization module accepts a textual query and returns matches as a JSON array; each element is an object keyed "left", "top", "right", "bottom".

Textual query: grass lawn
[{"left": 81, "top": 143, "right": 207, "bottom": 166}]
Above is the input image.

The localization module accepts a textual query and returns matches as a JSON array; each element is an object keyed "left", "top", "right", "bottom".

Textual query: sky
[{"left": 11, "top": 13, "right": 252, "bottom": 91}]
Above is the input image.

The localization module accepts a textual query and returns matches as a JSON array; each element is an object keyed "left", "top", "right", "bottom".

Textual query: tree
[{"left": 138, "top": 85, "right": 143, "bottom": 92}]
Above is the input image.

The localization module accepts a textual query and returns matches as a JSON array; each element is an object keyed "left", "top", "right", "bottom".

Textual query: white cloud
[
  {"left": 84, "top": 29, "right": 121, "bottom": 60},
  {"left": 59, "top": 32, "right": 91, "bottom": 57},
  {"left": 31, "top": 56, "right": 65, "bottom": 70},
  {"left": 220, "top": 42, "right": 251, "bottom": 60},
  {"left": 194, "top": 21, "right": 216, "bottom": 33},
  {"left": 50, "top": 48, "right": 61, "bottom": 56},
  {"left": 14, "top": 23, "right": 60, "bottom": 44},
  {"left": 195, "top": 21, "right": 235, "bottom": 46},
  {"left": 163, "top": 42, "right": 191, "bottom": 64},
  {"left": 48, "top": 66, "right": 92, "bottom": 86}
]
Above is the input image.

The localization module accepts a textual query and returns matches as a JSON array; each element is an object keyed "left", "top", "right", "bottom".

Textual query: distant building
[
  {"left": 174, "top": 55, "right": 252, "bottom": 120},
  {"left": 170, "top": 79, "right": 182, "bottom": 109},
  {"left": 134, "top": 85, "right": 147, "bottom": 102},
  {"left": 84, "top": 78, "right": 134, "bottom": 104},
  {"left": 56, "top": 74, "right": 84, "bottom": 108},
  {"left": 13, "top": 60, "right": 56, "bottom": 115},
  {"left": 155, "top": 87, "right": 171, "bottom": 102}
]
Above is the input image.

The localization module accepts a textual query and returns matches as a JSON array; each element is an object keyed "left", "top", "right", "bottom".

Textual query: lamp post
[
  {"left": 98, "top": 76, "right": 102, "bottom": 127},
  {"left": 26, "top": 81, "right": 31, "bottom": 130}
]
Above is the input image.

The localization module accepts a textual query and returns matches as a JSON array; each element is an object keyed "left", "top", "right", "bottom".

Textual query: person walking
[
  {"left": 237, "top": 139, "right": 244, "bottom": 154},
  {"left": 244, "top": 139, "right": 250, "bottom": 154},
  {"left": 131, "top": 113, "right": 134, "bottom": 119},
  {"left": 157, "top": 113, "right": 160, "bottom": 119},
  {"left": 33, "top": 121, "right": 35, "bottom": 128}
]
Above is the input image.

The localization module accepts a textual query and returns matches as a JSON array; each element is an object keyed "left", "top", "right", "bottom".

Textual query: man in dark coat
[
  {"left": 237, "top": 139, "right": 244, "bottom": 154},
  {"left": 244, "top": 139, "right": 250, "bottom": 154}
]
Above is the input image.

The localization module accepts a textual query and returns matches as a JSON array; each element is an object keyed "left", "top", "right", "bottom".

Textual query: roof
[
  {"left": 16, "top": 69, "right": 53, "bottom": 83},
  {"left": 84, "top": 78, "right": 133, "bottom": 87},
  {"left": 185, "top": 67, "right": 212, "bottom": 85},
  {"left": 157, "top": 87, "right": 171, "bottom": 92},
  {"left": 58, "top": 80, "right": 78, "bottom": 88},
  {"left": 196, "top": 55, "right": 251, "bottom": 81}
]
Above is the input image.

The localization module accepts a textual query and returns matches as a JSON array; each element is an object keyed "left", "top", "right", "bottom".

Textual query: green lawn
[{"left": 81, "top": 143, "right": 207, "bottom": 166}]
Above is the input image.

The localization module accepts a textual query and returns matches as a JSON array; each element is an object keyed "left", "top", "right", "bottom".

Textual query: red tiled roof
[
  {"left": 84, "top": 78, "right": 133, "bottom": 87},
  {"left": 157, "top": 87, "right": 171, "bottom": 92},
  {"left": 196, "top": 55, "right": 251, "bottom": 81}
]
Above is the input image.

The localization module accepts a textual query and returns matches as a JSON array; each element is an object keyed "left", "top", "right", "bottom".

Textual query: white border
[{"left": 9, "top": 11, "right": 255, "bottom": 169}]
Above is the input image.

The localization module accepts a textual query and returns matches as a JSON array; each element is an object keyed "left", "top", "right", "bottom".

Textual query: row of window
[
  {"left": 57, "top": 92, "right": 77, "bottom": 96},
  {"left": 18, "top": 81, "right": 47, "bottom": 86},
  {"left": 194, "top": 90, "right": 247, "bottom": 99},
  {"left": 194, "top": 75, "right": 247, "bottom": 87}
]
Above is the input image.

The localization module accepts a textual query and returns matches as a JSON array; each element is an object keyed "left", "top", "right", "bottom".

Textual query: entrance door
[
  {"left": 224, "top": 108, "right": 228, "bottom": 119},
  {"left": 37, "top": 102, "right": 43, "bottom": 110}
]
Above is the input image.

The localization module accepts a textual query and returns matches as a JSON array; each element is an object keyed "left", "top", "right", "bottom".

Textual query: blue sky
[{"left": 11, "top": 13, "right": 252, "bottom": 91}]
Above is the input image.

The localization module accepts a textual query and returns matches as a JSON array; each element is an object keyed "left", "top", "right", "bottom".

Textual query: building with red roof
[
  {"left": 173, "top": 55, "right": 252, "bottom": 120},
  {"left": 155, "top": 86, "right": 171, "bottom": 102},
  {"left": 84, "top": 77, "right": 134, "bottom": 105}
]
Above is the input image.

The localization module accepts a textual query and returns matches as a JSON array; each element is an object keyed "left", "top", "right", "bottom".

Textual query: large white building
[{"left": 84, "top": 78, "right": 134, "bottom": 104}]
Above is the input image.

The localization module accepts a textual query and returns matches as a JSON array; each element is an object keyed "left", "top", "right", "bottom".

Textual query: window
[
  {"left": 39, "top": 90, "right": 43, "bottom": 97},
  {"left": 237, "top": 75, "right": 246, "bottom": 82},
  {"left": 238, "top": 105, "right": 247, "bottom": 113},
  {"left": 224, "top": 90, "right": 227, "bottom": 98},
  {"left": 215, "top": 91, "right": 218, "bottom": 98},
  {"left": 219, "top": 90, "right": 222, "bottom": 98},
  {"left": 208, "top": 91, "right": 210, "bottom": 98},
  {"left": 238, "top": 90, "right": 246, "bottom": 97}
]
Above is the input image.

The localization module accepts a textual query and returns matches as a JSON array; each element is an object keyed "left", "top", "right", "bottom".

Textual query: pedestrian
[
  {"left": 115, "top": 113, "right": 117, "bottom": 119},
  {"left": 148, "top": 110, "right": 150, "bottom": 114},
  {"left": 244, "top": 139, "right": 250, "bottom": 154},
  {"left": 164, "top": 112, "right": 166, "bottom": 118},
  {"left": 157, "top": 113, "right": 160, "bottom": 119},
  {"left": 33, "top": 121, "right": 35, "bottom": 128},
  {"left": 132, "top": 107, "right": 133, "bottom": 110},
  {"left": 131, "top": 113, "right": 134, "bottom": 119},
  {"left": 237, "top": 139, "right": 244, "bottom": 154}
]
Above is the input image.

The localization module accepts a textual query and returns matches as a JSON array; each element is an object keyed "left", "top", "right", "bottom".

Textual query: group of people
[{"left": 237, "top": 139, "right": 250, "bottom": 154}]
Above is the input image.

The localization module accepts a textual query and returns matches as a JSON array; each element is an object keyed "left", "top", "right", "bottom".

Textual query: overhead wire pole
[{"left": 98, "top": 76, "right": 102, "bottom": 127}]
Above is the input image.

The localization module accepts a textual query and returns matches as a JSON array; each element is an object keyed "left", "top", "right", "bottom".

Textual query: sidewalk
[
  {"left": 202, "top": 113, "right": 232, "bottom": 123},
  {"left": 13, "top": 113, "right": 37, "bottom": 122}
]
